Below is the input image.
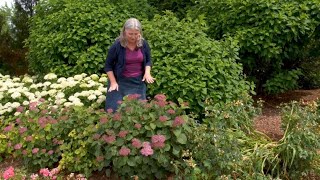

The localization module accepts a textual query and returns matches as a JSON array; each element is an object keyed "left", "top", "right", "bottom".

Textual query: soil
[{"left": 253, "top": 88, "right": 320, "bottom": 141}]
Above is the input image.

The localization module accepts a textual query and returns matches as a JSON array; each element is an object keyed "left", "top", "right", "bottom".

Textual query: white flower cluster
[{"left": 0, "top": 73, "right": 108, "bottom": 117}]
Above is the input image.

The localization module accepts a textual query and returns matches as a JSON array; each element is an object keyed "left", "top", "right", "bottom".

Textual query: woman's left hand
[{"left": 142, "top": 73, "right": 155, "bottom": 83}]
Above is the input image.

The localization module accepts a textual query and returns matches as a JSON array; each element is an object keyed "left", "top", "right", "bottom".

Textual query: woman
[{"left": 104, "top": 18, "right": 155, "bottom": 112}]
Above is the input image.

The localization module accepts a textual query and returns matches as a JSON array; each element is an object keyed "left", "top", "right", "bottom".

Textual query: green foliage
[
  {"left": 147, "top": 0, "right": 195, "bottom": 19},
  {"left": 300, "top": 57, "right": 320, "bottom": 89},
  {"left": 263, "top": 69, "right": 302, "bottom": 94},
  {"left": 27, "top": 0, "right": 153, "bottom": 76},
  {"left": 144, "top": 12, "right": 253, "bottom": 116},
  {"left": 192, "top": 0, "right": 320, "bottom": 93}
]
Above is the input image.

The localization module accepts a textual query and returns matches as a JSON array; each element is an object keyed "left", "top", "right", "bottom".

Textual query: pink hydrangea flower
[
  {"left": 19, "top": 127, "right": 28, "bottom": 134},
  {"left": 4, "top": 125, "right": 13, "bottom": 132},
  {"left": 118, "top": 130, "right": 128, "bottom": 138},
  {"left": 101, "top": 135, "right": 116, "bottom": 144},
  {"left": 26, "top": 136, "right": 33, "bottom": 142},
  {"left": 22, "top": 150, "right": 28, "bottom": 155},
  {"left": 30, "top": 173, "right": 39, "bottom": 180},
  {"left": 151, "top": 135, "right": 166, "bottom": 148},
  {"left": 50, "top": 168, "right": 60, "bottom": 176},
  {"left": 131, "top": 138, "right": 142, "bottom": 148},
  {"left": 39, "top": 168, "right": 50, "bottom": 177},
  {"left": 127, "top": 94, "right": 141, "bottom": 100},
  {"left": 92, "top": 134, "right": 101, "bottom": 140},
  {"left": 119, "top": 147, "right": 131, "bottom": 156},
  {"left": 173, "top": 116, "right": 185, "bottom": 127},
  {"left": 159, "top": 115, "right": 168, "bottom": 122},
  {"left": 14, "top": 143, "right": 22, "bottom": 150},
  {"left": 47, "top": 150, "right": 54, "bottom": 155},
  {"left": 2, "top": 166, "right": 14, "bottom": 180},
  {"left": 155, "top": 101, "right": 166, "bottom": 107},
  {"left": 107, "top": 108, "right": 113, "bottom": 113},
  {"left": 16, "top": 106, "right": 24, "bottom": 112},
  {"left": 134, "top": 123, "right": 142, "bottom": 129},
  {"left": 113, "top": 113, "right": 121, "bottom": 121},
  {"left": 99, "top": 116, "right": 108, "bottom": 124},
  {"left": 154, "top": 94, "right": 167, "bottom": 101},
  {"left": 32, "top": 148, "right": 39, "bottom": 154},
  {"left": 16, "top": 118, "right": 21, "bottom": 124},
  {"left": 140, "top": 142, "right": 154, "bottom": 156},
  {"left": 41, "top": 149, "right": 47, "bottom": 153},
  {"left": 167, "top": 109, "right": 175, "bottom": 114}
]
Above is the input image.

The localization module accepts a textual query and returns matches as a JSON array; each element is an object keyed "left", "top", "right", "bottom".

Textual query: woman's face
[{"left": 125, "top": 28, "right": 140, "bottom": 44}]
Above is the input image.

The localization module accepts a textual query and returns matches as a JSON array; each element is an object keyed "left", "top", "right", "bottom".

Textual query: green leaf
[{"left": 177, "top": 133, "right": 187, "bottom": 144}]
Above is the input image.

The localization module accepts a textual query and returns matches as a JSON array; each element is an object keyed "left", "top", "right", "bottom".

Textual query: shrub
[
  {"left": 143, "top": 12, "right": 253, "bottom": 116},
  {"left": 27, "top": 0, "right": 154, "bottom": 76},
  {"left": 263, "top": 69, "right": 302, "bottom": 94},
  {"left": 191, "top": 0, "right": 320, "bottom": 93}
]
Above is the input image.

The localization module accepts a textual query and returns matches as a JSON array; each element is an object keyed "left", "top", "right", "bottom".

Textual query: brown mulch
[{"left": 254, "top": 88, "right": 320, "bottom": 141}]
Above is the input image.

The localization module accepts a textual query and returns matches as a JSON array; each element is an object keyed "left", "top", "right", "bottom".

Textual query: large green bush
[
  {"left": 191, "top": 0, "right": 320, "bottom": 93},
  {"left": 26, "top": 0, "right": 154, "bottom": 76},
  {"left": 143, "top": 12, "right": 253, "bottom": 115}
]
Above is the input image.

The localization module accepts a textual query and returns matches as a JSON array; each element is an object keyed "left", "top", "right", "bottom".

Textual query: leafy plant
[
  {"left": 263, "top": 69, "right": 302, "bottom": 94},
  {"left": 144, "top": 12, "right": 253, "bottom": 116},
  {"left": 191, "top": 0, "right": 320, "bottom": 93},
  {"left": 27, "top": 0, "right": 153, "bottom": 76}
]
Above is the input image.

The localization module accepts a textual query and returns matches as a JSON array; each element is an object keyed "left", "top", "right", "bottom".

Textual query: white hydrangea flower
[
  {"left": 57, "top": 77, "right": 67, "bottom": 83},
  {"left": 14, "top": 112, "right": 21, "bottom": 116},
  {"left": 90, "top": 74, "right": 99, "bottom": 81},
  {"left": 84, "top": 77, "right": 91, "bottom": 81},
  {"left": 64, "top": 102, "right": 73, "bottom": 107},
  {"left": 88, "top": 94, "right": 97, "bottom": 100},
  {"left": 99, "top": 76, "right": 108, "bottom": 83},
  {"left": 11, "top": 102, "right": 20, "bottom": 108},
  {"left": 40, "top": 91, "right": 48, "bottom": 97},
  {"left": 94, "top": 90, "right": 102, "bottom": 96},
  {"left": 12, "top": 77, "right": 20, "bottom": 82},
  {"left": 73, "top": 101, "right": 84, "bottom": 106},
  {"left": 43, "top": 81, "right": 52, "bottom": 86},
  {"left": 79, "top": 83, "right": 88, "bottom": 88},
  {"left": 73, "top": 75, "right": 83, "bottom": 81},
  {"left": 22, "top": 76, "right": 33, "bottom": 83},
  {"left": 44, "top": 73, "right": 58, "bottom": 80},
  {"left": 55, "top": 98, "right": 67, "bottom": 105},
  {"left": 23, "top": 101, "right": 29, "bottom": 106},
  {"left": 11, "top": 92, "right": 21, "bottom": 99},
  {"left": 96, "top": 98, "right": 105, "bottom": 104},
  {"left": 68, "top": 96, "right": 77, "bottom": 102},
  {"left": 81, "top": 73, "right": 87, "bottom": 77},
  {"left": 29, "top": 84, "right": 38, "bottom": 89},
  {"left": 56, "top": 92, "right": 65, "bottom": 99}
]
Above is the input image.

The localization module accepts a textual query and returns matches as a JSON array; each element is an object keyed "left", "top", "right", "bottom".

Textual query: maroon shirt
[{"left": 122, "top": 48, "right": 144, "bottom": 77}]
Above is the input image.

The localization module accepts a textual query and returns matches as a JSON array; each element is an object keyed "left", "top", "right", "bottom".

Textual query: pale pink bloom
[
  {"left": 22, "top": 150, "right": 28, "bottom": 155},
  {"left": 16, "top": 106, "right": 24, "bottom": 112},
  {"left": 14, "top": 143, "right": 22, "bottom": 150},
  {"left": 118, "top": 130, "right": 128, "bottom": 138},
  {"left": 117, "top": 100, "right": 122, "bottom": 104},
  {"left": 140, "top": 146, "right": 154, "bottom": 156},
  {"left": 16, "top": 118, "right": 21, "bottom": 124},
  {"left": 113, "top": 113, "right": 121, "bottom": 121},
  {"left": 155, "top": 101, "right": 166, "bottom": 107},
  {"left": 19, "top": 127, "right": 28, "bottom": 134},
  {"left": 4, "top": 125, "right": 13, "bottom": 132},
  {"left": 26, "top": 136, "right": 33, "bottom": 142},
  {"left": 41, "top": 109, "right": 48, "bottom": 114},
  {"left": 127, "top": 94, "right": 141, "bottom": 100},
  {"left": 159, "top": 115, "right": 168, "bottom": 122},
  {"left": 151, "top": 135, "right": 166, "bottom": 148},
  {"left": 101, "top": 135, "right": 116, "bottom": 144},
  {"left": 2, "top": 166, "right": 14, "bottom": 180},
  {"left": 167, "top": 109, "right": 175, "bottom": 114},
  {"left": 47, "top": 150, "right": 54, "bottom": 155},
  {"left": 32, "top": 148, "right": 39, "bottom": 154},
  {"left": 107, "top": 108, "right": 113, "bottom": 113},
  {"left": 119, "top": 147, "right": 131, "bottom": 156},
  {"left": 134, "top": 123, "right": 142, "bottom": 129},
  {"left": 99, "top": 116, "right": 108, "bottom": 124},
  {"left": 30, "top": 173, "right": 39, "bottom": 180},
  {"left": 131, "top": 138, "right": 142, "bottom": 148},
  {"left": 50, "top": 168, "right": 60, "bottom": 176},
  {"left": 39, "top": 168, "right": 50, "bottom": 177},
  {"left": 39, "top": 98, "right": 46, "bottom": 102},
  {"left": 41, "top": 149, "right": 47, "bottom": 153},
  {"left": 173, "top": 116, "right": 185, "bottom": 127},
  {"left": 154, "top": 94, "right": 166, "bottom": 101}
]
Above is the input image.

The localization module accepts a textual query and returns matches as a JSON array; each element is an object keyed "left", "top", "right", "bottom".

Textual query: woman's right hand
[{"left": 108, "top": 82, "right": 119, "bottom": 92}]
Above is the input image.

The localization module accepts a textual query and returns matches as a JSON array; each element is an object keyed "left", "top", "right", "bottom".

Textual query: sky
[{"left": 0, "top": 0, "right": 14, "bottom": 8}]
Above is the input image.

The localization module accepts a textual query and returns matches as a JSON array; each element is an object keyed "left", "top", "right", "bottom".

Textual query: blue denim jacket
[{"left": 104, "top": 39, "right": 152, "bottom": 79}]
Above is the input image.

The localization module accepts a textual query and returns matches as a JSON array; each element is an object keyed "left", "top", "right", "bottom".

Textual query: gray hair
[{"left": 118, "top": 18, "right": 144, "bottom": 48}]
